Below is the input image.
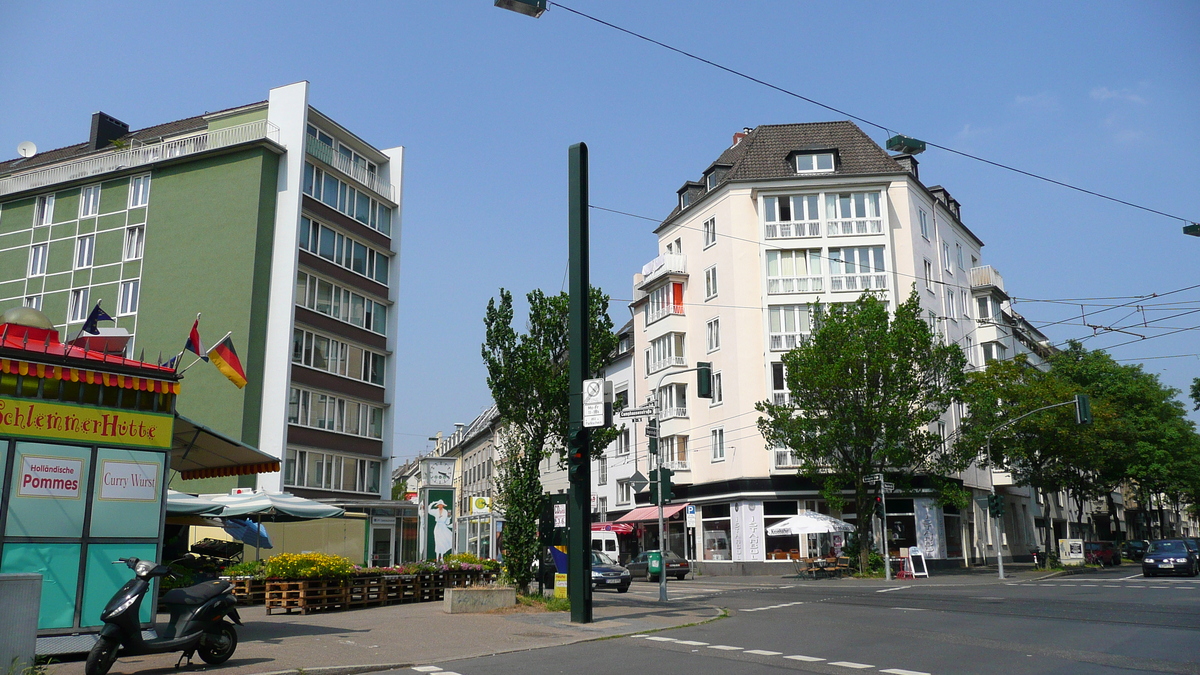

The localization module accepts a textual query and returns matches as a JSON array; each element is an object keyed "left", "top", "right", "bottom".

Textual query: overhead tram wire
[{"left": 550, "top": 1, "right": 1197, "bottom": 229}]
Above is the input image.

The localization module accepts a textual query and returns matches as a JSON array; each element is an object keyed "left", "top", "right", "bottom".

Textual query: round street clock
[{"left": 425, "top": 459, "right": 456, "bottom": 486}]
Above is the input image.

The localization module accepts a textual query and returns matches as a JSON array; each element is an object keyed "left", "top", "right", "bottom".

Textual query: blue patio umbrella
[{"left": 222, "top": 518, "right": 274, "bottom": 549}]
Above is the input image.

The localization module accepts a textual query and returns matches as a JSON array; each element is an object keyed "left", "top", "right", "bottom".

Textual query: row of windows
[
  {"left": 284, "top": 447, "right": 382, "bottom": 494},
  {"left": 30, "top": 175, "right": 150, "bottom": 227},
  {"left": 307, "top": 125, "right": 378, "bottom": 177},
  {"left": 288, "top": 386, "right": 385, "bottom": 439},
  {"left": 299, "top": 216, "right": 390, "bottom": 285},
  {"left": 303, "top": 163, "right": 393, "bottom": 236},
  {"left": 21, "top": 280, "right": 140, "bottom": 324},
  {"left": 762, "top": 191, "right": 882, "bottom": 236},
  {"left": 294, "top": 270, "right": 388, "bottom": 336},
  {"left": 25, "top": 226, "right": 145, "bottom": 278},
  {"left": 291, "top": 327, "right": 386, "bottom": 386}
]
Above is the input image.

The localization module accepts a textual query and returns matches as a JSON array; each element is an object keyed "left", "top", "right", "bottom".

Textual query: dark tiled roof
[
  {"left": 660, "top": 121, "right": 906, "bottom": 225},
  {"left": 0, "top": 101, "right": 266, "bottom": 177}
]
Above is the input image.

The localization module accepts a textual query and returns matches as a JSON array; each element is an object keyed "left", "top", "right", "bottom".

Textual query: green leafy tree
[
  {"left": 757, "top": 290, "right": 968, "bottom": 570},
  {"left": 1191, "top": 377, "right": 1199, "bottom": 411},
  {"left": 482, "top": 287, "right": 618, "bottom": 590}
]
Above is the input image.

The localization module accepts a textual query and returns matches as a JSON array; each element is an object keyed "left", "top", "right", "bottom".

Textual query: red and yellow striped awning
[{"left": 0, "top": 358, "right": 180, "bottom": 394}]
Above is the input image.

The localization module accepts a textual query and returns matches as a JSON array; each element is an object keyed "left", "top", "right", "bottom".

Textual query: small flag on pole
[
  {"left": 207, "top": 333, "right": 247, "bottom": 389},
  {"left": 185, "top": 318, "right": 208, "bottom": 362},
  {"left": 81, "top": 302, "right": 114, "bottom": 335}
]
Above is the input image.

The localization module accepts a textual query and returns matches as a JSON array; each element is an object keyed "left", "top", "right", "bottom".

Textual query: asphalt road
[{"left": 389, "top": 568, "right": 1200, "bottom": 675}]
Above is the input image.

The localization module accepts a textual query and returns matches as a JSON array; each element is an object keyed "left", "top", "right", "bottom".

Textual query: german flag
[{"left": 207, "top": 333, "right": 247, "bottom": 389}]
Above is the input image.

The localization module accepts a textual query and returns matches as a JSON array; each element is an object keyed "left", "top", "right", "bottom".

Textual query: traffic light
[
  {"left": 874, "top": 496, "right": 884, "bottom": 518},
  {"left": 1074, "top": 394, "right": 1092, "bottom": 425},
  {"left": 987, "top": 494, "right": 1006, "bottom": 518},
  {"left": 650, "top": 467, "right": 674, "bottom": 505},
  {"left": 697, "top": 362, "right": 713, "bottom": 399},
  {"left": 566, "top": 427, "right": 587, "bottom": 481},
  {"left": 647, "top": 419, "right": 658, "bottom": 456}
]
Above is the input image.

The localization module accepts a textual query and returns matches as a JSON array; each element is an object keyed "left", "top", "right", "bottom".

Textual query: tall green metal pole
[{"left": 567, "top": 142, "right": 593, "bottom": 623}]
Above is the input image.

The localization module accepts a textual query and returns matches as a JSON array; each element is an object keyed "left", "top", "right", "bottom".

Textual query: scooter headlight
[
  {"left": 135, "top": 560, "right": 157, "bottom": 576},
  {"left": 104, "top": 593, "right": 139, "bottom": 619}
]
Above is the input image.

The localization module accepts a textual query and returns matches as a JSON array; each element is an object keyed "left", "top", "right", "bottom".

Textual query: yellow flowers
[{"left": 263, "top": 552, "right": 355, "bottom": 579}]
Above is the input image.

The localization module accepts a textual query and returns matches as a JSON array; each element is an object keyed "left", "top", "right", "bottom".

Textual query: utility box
[
  {"left": 648, "top": 551, "right": 663, "bottom": 575},
  {"left": 0, "top": 573, "right": 42, "bottom": 673}
]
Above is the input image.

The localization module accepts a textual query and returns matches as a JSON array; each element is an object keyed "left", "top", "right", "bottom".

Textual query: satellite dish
[{"left": 17, "top": 141, "right": 37, "bottom": 158}]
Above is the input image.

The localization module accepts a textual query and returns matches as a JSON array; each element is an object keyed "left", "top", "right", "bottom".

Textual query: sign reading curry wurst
[{"left": 0, "top": 396, "right": 172, "bottom": 449}]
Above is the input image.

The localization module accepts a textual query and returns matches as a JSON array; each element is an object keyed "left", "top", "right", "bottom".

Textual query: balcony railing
[
  {"left": 646, "top": 302, "right": 684, "bottom": 325},
  {"left": 764, "top": 220, "right": 820, "bottom": 239},
  {"left": 305, "top": 136, "right": 394, "bottom": 201},
  {"left": 640, "top": 253, "right": 687, "bottom": 288},
  {"left": 663, "top": 460, "right": 690, "bottom": 472},
  {"left": 648, "top": 355, "right": 687, "bottom": 374},
  {"left": 830, "top": 273, "right": 888, "bottom": 292},
  {"left": 0, "top": 120, "right": 281, "bottom": 198},
  {"left": 827, "top": 217, "right": 883, "bottom": 236},
  {"left": 774, "top": 448, "right": 801, "bottom": 469},
  {"left": 772, "top": 392, "right": 792, "bottom": 406},
  {"left": 659, "top": 406, "right": 688, "bottom": 420},
  {"left": 769, "top": 332, "right": 808, "bottom": 351},
  {"left": 970, "top": 265, "right": 1005, "bottom": 290},
  {"left": 767, "top": 275, "right": 823, "bottom": 294}
]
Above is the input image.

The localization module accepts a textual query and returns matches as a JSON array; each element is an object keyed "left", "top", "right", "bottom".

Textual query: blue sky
[{"left": 2, "top": 1, "right": 1197, "bottom": 460}]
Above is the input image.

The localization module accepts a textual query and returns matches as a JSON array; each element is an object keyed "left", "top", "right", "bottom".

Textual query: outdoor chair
[{"left": 834, "top": 556, "right": 850, "bottom": 577}]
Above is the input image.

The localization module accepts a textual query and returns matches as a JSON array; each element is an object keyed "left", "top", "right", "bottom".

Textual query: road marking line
[
  {"left": 629, "top": 634, "right": 650, "bottom": 638},
  {"left": 675, "top": 640, "right": 709, "bottom": 646},
  {"left": 784, "top": 655, "right": 826, "bottom": 662},
  {"left": 876, "top": 585, "right": 912, "bottom": 593},
  {"left": 1059, "top": 584, "right": 1077, "bottom": 587},
  {"left": 1104, "top": 585, "right": 1119, "bottom": 588},
  {"left": 891, "top": 607, "right": 927, "bottom": 611},
  {"left": 708, "top": 645, "right": 744, "bottom": 651},
  {"left": 1120, "top": 573, "right": 1142, "bottom": 579},
  {"left": 881, "top": 669, "right": 932, "bottom": 675},
  {"left": 1081, "top": 584, "right": 1097, "bottom": 587},
  {"left": 1151, "top": 586, "right": 1170, "bottom": 589},
  {"left": 411, "top": 668, "right": 442, "bottom": 673},
  {"left": 646, "top": 636, "right": 677, "bottom": 642},
  {"left": 745, "top": 650, "right": 783, "bottom": 656},
  {"left": 829, "top": 661, "right": 875, "bottom": 669}
]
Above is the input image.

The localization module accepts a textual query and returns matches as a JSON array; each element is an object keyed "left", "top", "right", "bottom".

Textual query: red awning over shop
[
  {"left": 591, "top": 522, "right": 635, "bottom": 534},
  {"left": 615, "top": 504, "right": 687, "bottom": 523}
]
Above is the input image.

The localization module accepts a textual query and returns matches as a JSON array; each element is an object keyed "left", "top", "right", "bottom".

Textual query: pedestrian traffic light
[
  {"left": 1074, "top": 394, "right": 1092, "bottom": 425},
  {"left": 697, "top": 362, "right": 713, "bottom": 399},
  {"left": 567, "top": 427, "right": 587, "bottom": 481},
  {"left": 650, "top": 467, "right": 674, "bottom": 505}
]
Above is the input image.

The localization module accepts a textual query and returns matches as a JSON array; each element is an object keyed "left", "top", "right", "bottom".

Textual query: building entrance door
[{"left": 371, "top": 527, "right": 393, "bottom": 567}]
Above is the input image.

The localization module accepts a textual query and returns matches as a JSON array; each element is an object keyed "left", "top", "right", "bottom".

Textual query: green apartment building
[{"left": 0, "top": 82, "right": 403, "bottom": 516}]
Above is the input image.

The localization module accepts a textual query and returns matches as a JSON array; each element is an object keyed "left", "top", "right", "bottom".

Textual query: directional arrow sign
[{"left": 627, "top": 470, "right": 649, "bottom": 492}]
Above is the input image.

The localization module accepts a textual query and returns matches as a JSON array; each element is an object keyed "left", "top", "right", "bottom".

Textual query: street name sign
[{"left": 618, "top": 406, "right": 656, "bottom": 420}]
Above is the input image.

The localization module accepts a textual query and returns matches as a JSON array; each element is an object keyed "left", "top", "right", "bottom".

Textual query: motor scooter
[{"left": 85, "top": 557, "right": 242, "bottom": 675}]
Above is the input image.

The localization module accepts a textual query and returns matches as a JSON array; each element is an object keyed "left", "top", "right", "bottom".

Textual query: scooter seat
[{"left": 162, "top": 580, "right": 232, "bottom": 606}]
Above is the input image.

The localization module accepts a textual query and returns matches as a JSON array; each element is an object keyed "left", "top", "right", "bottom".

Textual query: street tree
[
  {"left": 757, "top": 290, "right": 968, "bottom": 570},
  {"left": 482, "top": 287, "right": 618, "bottom": 590}
]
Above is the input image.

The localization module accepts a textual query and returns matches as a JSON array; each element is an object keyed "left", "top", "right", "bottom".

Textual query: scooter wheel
[
  {"left": 85, "top": 636, "right": 120, "bottom": 675},
  {"left": 197, "top": 623, "right": 238, "bottom": 665}
]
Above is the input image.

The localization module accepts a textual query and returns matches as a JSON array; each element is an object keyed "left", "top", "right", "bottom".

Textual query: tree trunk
[
  {"left": 1039, "top": 488, "right": 1053, "bottom": 569},
  {"left": 856, "top": 484, "right": 871, "bottom": 573}
]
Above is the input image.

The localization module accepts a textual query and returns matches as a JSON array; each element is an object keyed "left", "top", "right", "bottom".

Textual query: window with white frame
[
  {"left": 826, "top": 191, "right": 882, "bottom": 235},
  {"left": 937, "top": 421, "right": 947, "bottom": 450},
  {"left": 34, "top": 195, "right": 54, "bottom": 226},
  {"left": 976, "top": 296, "right": 991, "bottom": 320},
  {"left": 656, "top": 383, "right": 688, "bottom": 419},
  {"left": 284, "top": 447, "right": 381, "bottom": 494},
  {"left": 294, "top": 270, "right": 389, "bottom": 335},
  {"left": 962, "top": 293, "right": 971, "bottom": 319},
  {"left": 710, "top": 428, "right": 726, "bottom": 461},
  {"left": 829, "top": 246, "right": 886, "bottom": 291},
  {"left": 80, "top": 185, "right": 101, "bottom": 217},
  {"left": 768, "top": 305, "right": 809, "bottom": 351},
  {"left": 918, "top": 208, "right": 929, "bottom": 239},
  {"left": 703, "top": 217, "right": 716, "bottom": 248},
  {"left": 124, "top": 225, "right": 145, "bottom": 260},
  {"left": 645, "top": 282, "right": 683, "bottom": 324},
  {"left": 118, "top": 280, "right": 140, "bottom": 315},
  {"left": 28, "top": 244, "right": 47, "bottom": 276},
  {"left": 711, "top": 371, "right": 723, "bottom": 405},
  {"left": 965, "top": 336, "right": 974, "bottom": 367},
  {"left": 771, "top": 362, "right": 790, "bottom": 406},
  {"left": 982, "top": 341, "right": 1007, "bottom": 363},
  {"left": 943, "top": 241, "right": 952, "bottom": 272},
  {"left": 300, "top": 216, "right": 391, "bottom": 285},
  {"left": 129, "top": 174, "right": 151, "bottom": 208},
  {"left": 288, "top": 386, "right": 385, "bottom": 439},
  {"left": 706, "top": 317, "right": 720, "bottom": 352},
  {"left": 923, "top": 259, "right": 934, "bottom": 291},
  {"left": 661, "top": 434, "right": 688, "bottom": 465},
  {"left": 292, "top": 327, "right": 386, "bottom": 385},
  {"left": 795, "top": 152, "right": 834, "bottom": 173},
  {"left": 766, "top": 249, "right": 823, "bottom": 293},
  {"left": 614, "top": 428, "right": 630, "bottom": 456},
  {"left": 666, "top": 237, "right": 682, "bottom": 254},
  {"left": 764, "top": 194, "right": 820, "bottom": 238},
  {"left": 956, "top": 243, "right": 964, "bottom": 270},
  {"left": 23, "top": 296, "right": 42, "bottom": 311},
  {"left": 68, "top": 288, "right": 90, "bottom": 322},
  {"left": 617, "top": 480, "right": 632, "bottom": 505},
  {"left": 598, "top": 455, "right": 608, "bottom": 485},
  {"left": 302, "top": 162, "right": 393, "bottom": 236},
  {"left": 704, "top": 265, "right": 718, "bottom": 299},
  {"left": 75, "top": 235, "right": 95, "bottom": 269},
  {"left": 647, "top": 332, "right": 685, "bottom": 374},
  {"left": 946, "top": 289, "right": 957, "bottom": 322}
]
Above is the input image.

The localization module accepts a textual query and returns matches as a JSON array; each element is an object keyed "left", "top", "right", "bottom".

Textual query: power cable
[{"left": 550, "top": 1, "right": 1197, "bottom": 228}]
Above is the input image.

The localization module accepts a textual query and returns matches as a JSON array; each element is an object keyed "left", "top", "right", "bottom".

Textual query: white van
[{"left": 591, "top": 531, "right": 620, "bottom": 562}]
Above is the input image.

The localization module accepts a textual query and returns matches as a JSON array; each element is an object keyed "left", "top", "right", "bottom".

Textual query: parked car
[
  {"left": 1120, "top": 540, "right": 1148, "bottom": 561},
  {"left": 1141, "top": 539, "right": 1199, "bottom": 577},
  {"left": 1083, "top": 541, "right": 1120, "bottom": 566},
  {"left": 590, "top": 551, "right": 631, "bottom": 593},
  {"left": 626, "top": 550, "right": 690, "bottom": 581}
]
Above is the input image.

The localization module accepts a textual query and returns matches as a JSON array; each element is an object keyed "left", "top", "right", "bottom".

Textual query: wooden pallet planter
[
  {"left": 386, "top": 575, "right": 418, "bottom": 603},
  {"left": 347, "top": 576, "right": 386, "bottom": 608},
  {"left": 265, "top": 579, "right": 348, "bottom": 615},
  {"left": 223, "top": 577, "right": 267, "bottom": 605}
]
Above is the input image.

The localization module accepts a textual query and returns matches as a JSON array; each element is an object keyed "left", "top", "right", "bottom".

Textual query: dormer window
[
  {"left": 680, "top": 192, "right": 691, "bottom": 209},
  {"left": 795, "top": 152, "right": 835, "bottom": 173}
]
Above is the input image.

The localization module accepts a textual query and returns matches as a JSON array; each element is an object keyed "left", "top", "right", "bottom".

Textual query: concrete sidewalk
[{"left": 47, "top": 594, "right": 722, "bottom": 675}]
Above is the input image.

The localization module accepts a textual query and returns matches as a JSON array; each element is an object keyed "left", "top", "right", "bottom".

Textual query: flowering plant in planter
[{"left": 263, "top": 552, "right": 355, "bottom": 579}]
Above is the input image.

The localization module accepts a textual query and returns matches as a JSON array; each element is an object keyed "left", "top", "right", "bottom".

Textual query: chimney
[
  {"left": 893, "top": 154, "right": 919, "bottom": 180},
  {"left": 89, "top": 112, "right": 129, "bottom": 152},
  {"left": 732, "top": 127, "right": 752, "bottom": 147}
]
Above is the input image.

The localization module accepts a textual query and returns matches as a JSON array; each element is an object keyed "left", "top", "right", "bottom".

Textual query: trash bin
[
  {"left": 647, "top": 551, "right": 662, "bottom": 578},
  {"left": 0, "top": 574, "right": 42, "bottom": 673}
]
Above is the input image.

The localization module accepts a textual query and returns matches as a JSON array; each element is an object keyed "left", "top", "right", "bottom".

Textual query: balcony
[
  {"left": 970, "top": 265, "right": 1005, "bottom": 291},
  {"left": 769, "top": 333, "right": 808, "bottom": 352},
  {"left": 773, "top": 448, "right": 801, "bottom": 470},
  {"left": 767, "top": 276, "right": 823, "bottom": 294},
  {"left": 305, "top": 135, "right": 394, "bottom": 201},
  {"left": 639, "top": 253, "right": 687, "bottom": 289},
  {"left": 827, "top": 217, "right": 883, "bottom": 236},
  {"left": 0, "top": 121, "right": 280, "bottom": 198},
  {"left": 662, "top": 460, "right": 690, "bottom": 472},
  {"left": 659, "top": 406, "right": 688, "bottom": 420},
  {"left": 648, "top": 355, "right": 687, "bottom": 375},
  {"left": 830, "top": 273, "right": 888, "bottom": 292},
  {"left": 771, "top": 391, "right": 792, "bottom": 406},
  {"left": 646, "top": 301, "right": 684, "bottom": 325},
  {"left": 764, "top": 219, "right": 820, "bottom": 239}
]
